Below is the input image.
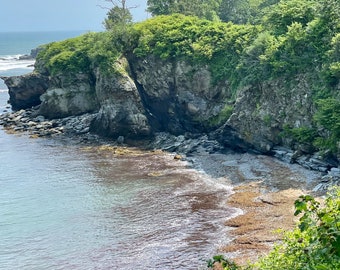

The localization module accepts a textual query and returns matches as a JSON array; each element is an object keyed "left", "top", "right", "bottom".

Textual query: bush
[
  {"left": 254, "top": 187, "right": 340, "bottom": 269},
  {"left": 36, "top": 32, "right": 119, "bottom": 75},
  {"left": 313, "top": 98, "right": 340, "bottom": 154},
  {"left": 262, "top": 0, "right": 319, "bottom": 35},
  {"left": 208, "top": 187, "right": 340, "bottom": 270},
  {"left": 127, "top": 14, "right": 259, "bottom": 87}
]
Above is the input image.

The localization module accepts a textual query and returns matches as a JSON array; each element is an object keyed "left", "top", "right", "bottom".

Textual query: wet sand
[{"left": 192, "top": 152, "right": 323, "bottom": 265}]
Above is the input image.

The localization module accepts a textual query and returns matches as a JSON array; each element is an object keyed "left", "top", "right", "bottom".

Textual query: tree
[
  {"left": 100, "top": 0, "right": 135, "bottom": 31},
  {"left": 147, "top": 0, "right": 221, "bottom": 21},
  {"left": 218, "top": 0, "right": 250, "bottom": 24},
  {"left": 218, "top": 0, "right": 280, "bottom": 24},
  {"left": 262, "top": 0, "right": 318, "bottom": 35},
  {"left": 146, "top": 0, "right": 176, "bottom": 15},
  {"left": 104, "top": 6, "right": 132, "bottom": 30}
]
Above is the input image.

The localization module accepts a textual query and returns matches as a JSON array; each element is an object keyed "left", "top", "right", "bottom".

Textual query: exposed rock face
[
  {"left": 90, "top": 61, "right": 151, "bottom": 139},
  {"left": 128, "top": 55, "right": 229, "bottom": 134},
  {"left": 226, "top": 76, "right": 315, "bottom": 153},
  {"left": 1, "top": 73, "right": 49, "bottom": 110},
  {"left": 2, "top": 54, "right": 331, "bottom": 164},
  {"left": 38, "top": 73, "right": 99, "bottom": 119}
]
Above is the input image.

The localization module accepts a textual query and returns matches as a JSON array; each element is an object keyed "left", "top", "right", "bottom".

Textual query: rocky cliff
[
  {"left": 2, "top": 52, "right": 337, "bottom": 167},
  {"left": 90, "top": 59, "right": 151, "bottom": 139},
  {"left": 127, "top": 54, "right": 230, "bottom": 135},
  {"left": 226, "top": 76, "right": 316, "bottom": 152},
  {"left": 3, "top": 54, "right": 232, "bottom": 140}
]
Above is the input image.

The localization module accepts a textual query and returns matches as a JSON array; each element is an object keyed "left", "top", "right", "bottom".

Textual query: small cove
[
  {"left": 0, "top": 30, "right": 325, "bottom": 268},
  {"left": 0, "top": 86, "right": 325, "bottom": 269},
  {"left": 0, "top": 92, "right": 236, "bottom": 269}
]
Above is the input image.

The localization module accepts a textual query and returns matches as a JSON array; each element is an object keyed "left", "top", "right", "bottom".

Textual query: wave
[
  {"left": 0, "top": 55, "right": 23, "bottom": 61},
  {"left": 0, "top": 55, "right": 35, "bottom": 72}
]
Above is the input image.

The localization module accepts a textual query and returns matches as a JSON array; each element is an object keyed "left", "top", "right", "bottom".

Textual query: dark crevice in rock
[{"left": 126, "top": 55, "right": 165, "bottom": 133}]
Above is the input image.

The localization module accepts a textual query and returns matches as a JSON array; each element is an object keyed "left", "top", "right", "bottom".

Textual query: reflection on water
[{"left": 0, "top": 127, "right": 235, "bottom": 269}]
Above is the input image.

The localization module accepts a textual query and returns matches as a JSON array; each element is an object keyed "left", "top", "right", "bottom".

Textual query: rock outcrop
[
  {"left": 128, "top": 55, "right": 230, "bottom": 134},
  {"left": 1, "top": 53, "right": 338, "bottom": 168},
  {"left": 1, "top": 73, "right": 49, "bottom": 110},
  {"left": 4, "top": 54, "right": 233, "bottom": 142},
  {"left": 226, "top": 76, "right": 315, "bottom": 153},
  {"left": 90, "top": 60, "right": 151, "bottom": 139},
  {"left": 38, "top": 73, "right": 99, "bottom": 119}
]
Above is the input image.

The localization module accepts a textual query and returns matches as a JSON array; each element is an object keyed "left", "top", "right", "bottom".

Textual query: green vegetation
[
  {"left": 34, "top": 3, "right": 340, "bottom": 266},
  {"left": 208, "top": 187, "right": 340, "bottom": 270},
  {"left": 128, "top": 14, "right": 258, "bottom": 88},
  {"left": 209, "top": 104, "right": 234, "bottom": 127},
  {"left": 314, "top": 98, "right": 340, "bottom": 153},
  {"left": 281, "top": 125, "right": 317, "bottom": 145},
  {"left": 36, "top": 32, "right": 119, "bottom": 75},
  {"left": 103, "top": 6, "right": 132, "bottom": 31},
  {"left": 147, "top": 0, "right": 222, "bottom": 21},
  {"left": 36, "top": 0, "right": 339, "bottom": 155}
]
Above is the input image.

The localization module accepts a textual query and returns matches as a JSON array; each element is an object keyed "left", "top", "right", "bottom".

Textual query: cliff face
[
  {"left": 128, "top": 55, "right": 230, "bottom": 134},
  {"left": 2, "top": 54, "right": 318, "bottom": 155},
  {"left": 90, "top": 60, "right": 151, "bottom": 139},
  {"left": 226, "top": 76, "right": 315, "bottom": 152},
  {"left": 38, "top": 73, "right": 99, "bottom": 119}
]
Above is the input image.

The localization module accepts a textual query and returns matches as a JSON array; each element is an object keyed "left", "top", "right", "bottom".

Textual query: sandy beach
[{"left": 192, "top": 152, "right": 324, "bottom": 265}]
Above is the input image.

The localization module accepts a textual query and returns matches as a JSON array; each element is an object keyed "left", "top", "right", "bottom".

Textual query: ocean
[
  {"left": 0, "top": 31, "right": 85, "bottom": 91},
  {"left": 0, "top": 32, "right": 235, "bottom": 269}
]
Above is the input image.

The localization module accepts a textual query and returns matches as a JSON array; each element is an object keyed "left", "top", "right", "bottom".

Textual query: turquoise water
[{"left": 0, "top": 32, "right": 234, "bottom": 269}]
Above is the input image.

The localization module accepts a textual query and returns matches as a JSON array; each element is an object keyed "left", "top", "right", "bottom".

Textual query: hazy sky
[{"left": 1, "top": 0, "right": 148, "bottom": 32}]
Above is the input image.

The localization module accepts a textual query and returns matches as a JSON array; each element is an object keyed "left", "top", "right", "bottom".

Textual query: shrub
[
  {"left": 36, "top": 32, "right": 119, "bottom": 75},
  {"left": 208, "top": 187, "right": 340, "bottom": 270},
  {"left": 281, "top": 125, "right": 317, "bottom": 145},
  {"left": 254, "top": 187, "right": 340, "bottom": 269},
  {"left": 313, "top": 98, "right": 340, "bottom": 154}
]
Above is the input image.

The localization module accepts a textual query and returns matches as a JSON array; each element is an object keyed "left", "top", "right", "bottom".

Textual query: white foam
[
  {"left": 0, "top": 55, "right": 35, "bottom": 72},
  {"left": 0, "top": 55, "right": 22, "bottom": 61}
]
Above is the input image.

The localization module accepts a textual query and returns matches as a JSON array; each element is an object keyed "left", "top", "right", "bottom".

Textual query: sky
[{"left": 1, "top": 0, "right": 149, "bottom": 32}]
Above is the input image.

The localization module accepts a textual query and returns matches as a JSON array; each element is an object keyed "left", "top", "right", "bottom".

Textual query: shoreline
[
  {"left": 188, "top": 152, "right": 324, "bottom": 264},
  {"left": 0, "top": 107, "right": 338, "bottom": 265}
]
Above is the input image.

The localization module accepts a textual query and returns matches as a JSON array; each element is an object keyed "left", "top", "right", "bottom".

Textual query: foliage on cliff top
[
  {"left": 36, "top": 32, "right": 119, "bottom": 76},
  {"left": 35, "top": 0, "right": 339, "bottom": 155},
  {"left": 126, "top": 14, "right": 259, "bottom": 86},
  {"left": 129, "top": 14, "right": 258, "bottom": 60}
]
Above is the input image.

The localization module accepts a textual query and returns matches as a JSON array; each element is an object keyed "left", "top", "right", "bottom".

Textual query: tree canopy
[{"left": 147, "top": 0, "right": 222, "bottom": 21}]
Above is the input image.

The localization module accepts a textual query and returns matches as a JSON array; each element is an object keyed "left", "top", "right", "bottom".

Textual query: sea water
[{"left": 0, "top": 32, "right": 235, "bottom": 269}]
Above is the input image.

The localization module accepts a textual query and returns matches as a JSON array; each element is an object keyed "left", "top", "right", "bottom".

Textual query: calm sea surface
[{"left": 0, "top": 32, "right": 235, "bottom": 269}]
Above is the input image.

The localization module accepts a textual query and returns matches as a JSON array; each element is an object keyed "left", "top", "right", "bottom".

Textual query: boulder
[{"left": 1, "top": 73, "right": 49, "bottom": 110}]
